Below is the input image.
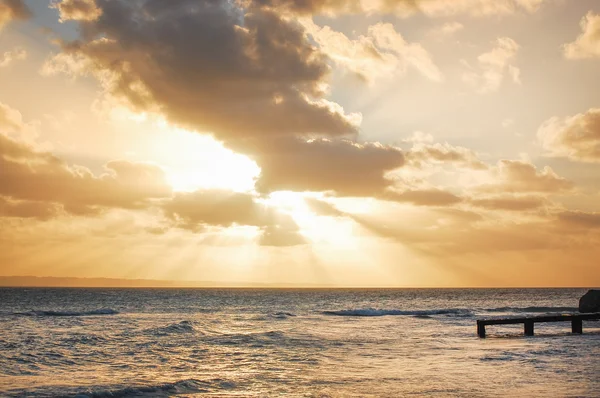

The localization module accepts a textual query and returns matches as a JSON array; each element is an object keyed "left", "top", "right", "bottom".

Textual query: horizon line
[{"left": 0, "top": 276, "right": 596, "bottom": 290}]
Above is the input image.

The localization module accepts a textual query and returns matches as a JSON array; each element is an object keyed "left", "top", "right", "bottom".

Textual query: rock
[{"left": 579, "top": 290, "right": 600, "bottom": 313}]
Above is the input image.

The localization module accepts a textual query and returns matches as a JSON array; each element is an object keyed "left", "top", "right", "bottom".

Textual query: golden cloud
[
  {"left": 252, "top": 0, "right": 545, "bottom": 17},
  {"left": 52, "top": 0, "right": 102, "bottom": 22},
  {"left": 0, "top": 132, "right": 173, "bottom": 214},
  {"left": 475, "top": 160, "right": 573, "bottom": 194},
  {"left": 304, "top": 20, "right": 442, "bottom": 83},
  {"left": 0, "top": 0, "right": 30, "bottom": 30},
  {"left": 538, "top": 108, "right": 600, "bottom": 163}
]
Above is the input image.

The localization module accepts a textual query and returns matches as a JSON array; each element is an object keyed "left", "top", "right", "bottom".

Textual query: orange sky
[{"left": 0, "top": 0, "right": 599, "bottom": 287}]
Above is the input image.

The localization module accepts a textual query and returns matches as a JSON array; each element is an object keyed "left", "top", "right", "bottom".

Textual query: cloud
[
  {"left": 0, "top": 132, "right": 173, "bottom": 214},
  {"left": 0, "top": 47, "right": 26, "bottom": 67},
  {"left": 230, "top": 137, "right": 405, "bottom": 196},
  {"left": 0, "top": 98, "right": 310, "bottom": 246},
  {"left": 468, "top": 195, "right": 547, "bottom": 211},
  {"left": 406, "top": 140, "right": 487, "bottom": 170},
  {"left": 51, "top": 0, "right": 102, "bottom": 22},
  {"left": 0, "top": 128, "right": 306, "bottom": 245},
  {"left": 382, "top": 189, "right": 463, "bottom": 207},
  {"left": 557, "top": 210, "right": 600, "bottom": 229},
  {"left": 304, "top": 20, "right": 442, "bottom": 82},
  {"left": 164, "top": 190, "right": 278, "bottom": 229},
  {"left": 563, "top": 12, "right": 600, "bottom": 59},
  {"left": 254, "top": 0, "right": 545, "bottom": 17},
  {"left": 462, "top": 37, "right": 521, "bottom": 93},
  {"left": 0, "top": 197, "right": 60, "bottom": 220},
  {"left": 163, "top": 189, "right": 305, "bottom": 246},
  {"left": 46, "top": 0, "right": 359, "bottom": 141},
  {"left": 538, "top": 108, "right": 600, "bottom": 163},
  {"left": 0, "top": 0, "right": 31, "bottom": 30},
  {"left": 475, "top": 160, "right": 573, "bottom": 194},
  {"left": 371, "top": 0, "right": 545, "bottom": 17}
]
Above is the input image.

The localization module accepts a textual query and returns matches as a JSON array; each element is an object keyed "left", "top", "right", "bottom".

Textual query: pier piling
[{"left": 476, "top": 312, "right": 600, "bottom": 338}]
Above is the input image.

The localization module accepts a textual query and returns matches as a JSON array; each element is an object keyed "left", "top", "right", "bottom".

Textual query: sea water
[{"left": 0, "top": 288, "right": 598, "bottom": 397}]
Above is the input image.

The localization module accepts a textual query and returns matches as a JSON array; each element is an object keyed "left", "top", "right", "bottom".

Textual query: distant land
[
  {"left": 0, "top": 276, "right": 592, "bottom": 289},
  {"left": 0, "top": 276, "right": 331, "bottom": 288}
]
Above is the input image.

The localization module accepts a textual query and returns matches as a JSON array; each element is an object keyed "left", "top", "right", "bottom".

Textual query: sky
[{"left": 0, "top": 0, "right": 599, "bottom": 287}]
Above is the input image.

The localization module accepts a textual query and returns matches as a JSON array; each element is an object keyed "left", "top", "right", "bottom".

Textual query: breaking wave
[
  {"left": 14, "top": 308, "right": 119, "bottom": 317},
  {"left": 322, "top": 308, "right": 472, "bottom": 317}
]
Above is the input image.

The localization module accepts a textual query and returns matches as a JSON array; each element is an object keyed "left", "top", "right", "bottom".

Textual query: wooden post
[
  {"left": 572, "top": 318, "right": 583, "bottom": 334},
  {"left": 524, "top": 320, "right": 534, "bottom": 336},
  {"left": 477, "top": 321, "right": 486, "bottom": 338}
]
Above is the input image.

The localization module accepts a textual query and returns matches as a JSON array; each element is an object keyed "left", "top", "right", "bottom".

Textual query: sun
[{"left": 141, "top": 125, "right": 261, "bottom": 192}]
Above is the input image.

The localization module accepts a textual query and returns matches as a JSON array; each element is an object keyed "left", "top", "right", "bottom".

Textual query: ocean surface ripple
[{"left": 0, "top": 288, "right": 598, "bottom": 397}]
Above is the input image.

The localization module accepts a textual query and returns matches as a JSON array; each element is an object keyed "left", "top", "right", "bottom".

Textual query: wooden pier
[{"left": 476, "top": 312, "right": 600, "bottom": 338}]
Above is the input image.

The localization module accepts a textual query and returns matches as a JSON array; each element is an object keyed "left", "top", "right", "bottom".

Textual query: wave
[
  {"left": 68, "top": 378, "right": 223, "bottom": 397},
  {"left": 322, "top": 308, "right": 472, "bottom": 317},
  {"left": 322, "top": 306, "right": 579, "bottom": 318},
  {"left": 484, "top": 306, "right": 579, "bottom": 313},
  {"left": 150, "top": 320, "right": 195, "bottom": 335},
  {"left": 14, "top": 308, "right": 119, "bottom": 317},
  {"left": 270, "top": 312, "right": 296, "bottom": 319}
]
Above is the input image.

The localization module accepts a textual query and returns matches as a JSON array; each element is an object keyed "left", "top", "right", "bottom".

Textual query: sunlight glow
[
  {"left": 151, "top": 127, "right": 260, "bottom": 192},
  {"left": 265, "top": 192, "right": 356, "bottom": 246}
]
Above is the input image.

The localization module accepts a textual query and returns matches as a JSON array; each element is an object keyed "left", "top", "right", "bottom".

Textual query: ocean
[{"left": 0, "top": 288, "right": 598, "bottom": 397}]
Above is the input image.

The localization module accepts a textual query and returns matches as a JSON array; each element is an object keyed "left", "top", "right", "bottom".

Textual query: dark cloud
[
  {"left": 52, "top": 0, "right": 358, "bottom": 141},
  {"left": 230, "top": 137, "right": 404, "bottom": 196},
  {"left": 163, "top": 189, "right": 305, "bottom": 246},
  {"left": 164, "top": 190, "right": 278, "bottom": 229}
]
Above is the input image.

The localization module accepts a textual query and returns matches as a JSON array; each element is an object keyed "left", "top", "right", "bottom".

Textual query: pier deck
[{"left": 476, "top": 312, "right": 600, "bottom": 338}]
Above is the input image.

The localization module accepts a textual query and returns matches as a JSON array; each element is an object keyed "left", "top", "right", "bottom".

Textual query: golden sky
[{"left": 0, "top": 0, "right": 599, "bottom": 287}]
